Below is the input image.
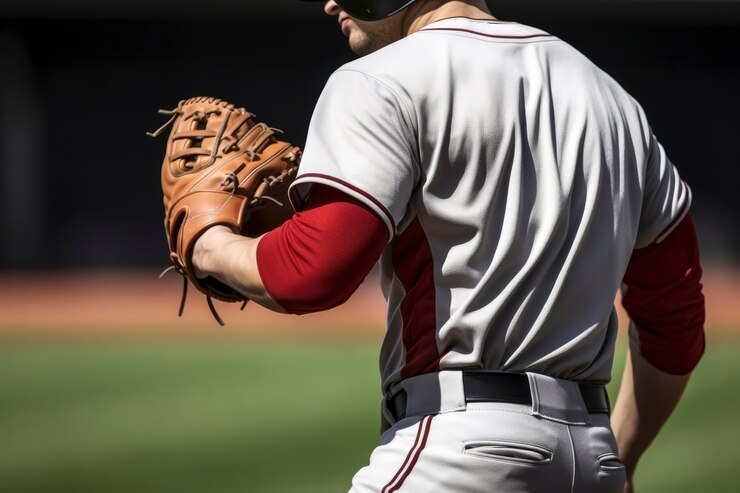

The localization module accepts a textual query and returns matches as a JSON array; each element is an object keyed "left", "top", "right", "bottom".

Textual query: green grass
[
  {"left": 610, "top": 339, "right": 740, "bottom": 493},
  {"left": 0, "top": 336, "right": 737, "bottom": 492}
]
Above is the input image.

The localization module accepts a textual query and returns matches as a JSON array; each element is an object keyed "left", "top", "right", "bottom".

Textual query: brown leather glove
[{"left": 149, "top": 96, "right": 300, "bottom": 322}]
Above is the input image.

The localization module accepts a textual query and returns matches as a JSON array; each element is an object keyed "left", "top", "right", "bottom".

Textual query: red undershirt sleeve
[
  {"left": 256, "top": 184, "right": 389, "bottom": 314},
  {"left": 621, "top": 214, "right": 706, "bottom": 375}
]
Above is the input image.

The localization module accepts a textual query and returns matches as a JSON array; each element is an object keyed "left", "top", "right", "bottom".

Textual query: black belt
[{"left": 385, "top": 371, "right": 610, "bottom": 426}]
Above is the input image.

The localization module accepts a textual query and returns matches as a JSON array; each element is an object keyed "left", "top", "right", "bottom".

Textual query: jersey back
[{"left": 290, "top": 18, "right": 690, "bottom": 393}]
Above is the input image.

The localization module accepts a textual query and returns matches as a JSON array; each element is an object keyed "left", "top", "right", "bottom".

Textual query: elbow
[{"left": 263, "top": 268, "right": 363, "bottom": 315}]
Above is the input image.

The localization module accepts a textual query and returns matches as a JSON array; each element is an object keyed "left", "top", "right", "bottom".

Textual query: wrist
[
  {"left": 192, "top": 225, "right": 237, "bottom": 278},
  {"left": 614, "top": 427, "right": 639, "bottom": 476}
]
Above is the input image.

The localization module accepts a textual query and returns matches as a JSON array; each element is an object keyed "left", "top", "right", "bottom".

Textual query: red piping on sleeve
[
  {"left": 292, "top": 172, "right": 397, "bottom": 234},
  {"left": 622, "top": 214, "right": 705, "bottom": 375},
  {"left": 256, "top": 184, "right": 388, "bottom": 314}
]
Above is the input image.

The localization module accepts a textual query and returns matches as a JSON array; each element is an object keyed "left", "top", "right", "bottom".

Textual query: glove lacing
[
  {"left": 149, "top": 97, "right": 297, "bottom": 327},
  {"left": 159, "top": 265, "right": 248, "bottom": 326}
]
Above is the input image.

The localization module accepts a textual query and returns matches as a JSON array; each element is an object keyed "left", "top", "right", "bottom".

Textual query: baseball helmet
[{"left": 301, "top": 0, "right": 420, "bottom": 22}]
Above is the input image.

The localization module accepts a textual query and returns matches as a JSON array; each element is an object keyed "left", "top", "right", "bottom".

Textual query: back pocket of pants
[
  {"left": 596, "top": 453, "right": 626, "bottom": 492},
  {"left": 463, "top": 441, "right": 553, "bottom": 465},
  {"left": 598, "top": 453, "right": 625, "bottom": 472}
]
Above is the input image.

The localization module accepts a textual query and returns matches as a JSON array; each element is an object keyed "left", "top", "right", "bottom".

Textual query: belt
[{"left": 385, "top": 371, "right": 611, "bottom": 425}]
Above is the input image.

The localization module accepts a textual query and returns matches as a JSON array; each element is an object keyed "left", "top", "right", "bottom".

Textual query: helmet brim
[{"left": 300, "top": 0, "right": 419, "bottom": 22}]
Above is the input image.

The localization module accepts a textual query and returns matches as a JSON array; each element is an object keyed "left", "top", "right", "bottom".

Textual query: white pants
[{"left": 349, "top": 372, "right": 626, "bottom": 493}]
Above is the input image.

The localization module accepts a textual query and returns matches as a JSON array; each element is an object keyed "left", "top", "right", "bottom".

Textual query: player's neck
[{"left": 402, "top": 0, "right": 496, "bottom": 35}]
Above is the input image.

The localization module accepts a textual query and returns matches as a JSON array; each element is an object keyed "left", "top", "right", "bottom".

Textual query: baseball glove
[{"left": 148, "top": 96, "right": 301, "bottom": 324}]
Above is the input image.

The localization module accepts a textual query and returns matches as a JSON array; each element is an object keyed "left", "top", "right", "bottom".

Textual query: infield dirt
[{"left": 0, "top": 268, "right": 737, "bottom": 339}]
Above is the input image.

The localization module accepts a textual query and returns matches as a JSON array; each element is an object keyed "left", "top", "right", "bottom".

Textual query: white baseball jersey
[{"left": 289, "top": 18, "right": 690, "bottom": 394}]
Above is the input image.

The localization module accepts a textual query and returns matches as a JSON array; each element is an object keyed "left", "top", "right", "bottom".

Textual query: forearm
[
  {"left": 615, "top": 212, "right": 705, "bottom": 488},
  {"left": 192, "top": 225, "right": 285, "bottom": 312},
  {"left": 611, "top": 348, "right": 691, "bottom": 479},
  {"left": 190, "top": 185, "right": 388, "bottom": 315}
]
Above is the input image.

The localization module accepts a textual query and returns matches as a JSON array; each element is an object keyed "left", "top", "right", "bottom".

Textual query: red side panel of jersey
[
  {"left": 393, "top": 218, "right": 442, "bottom": 380},
  {"left": 622, "top": 214, "right": 705, "bottom": 375}
]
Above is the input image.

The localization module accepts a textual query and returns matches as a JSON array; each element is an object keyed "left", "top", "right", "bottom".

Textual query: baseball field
[{"left": 1, "top": 270, "right": 738, "bottom": 492}]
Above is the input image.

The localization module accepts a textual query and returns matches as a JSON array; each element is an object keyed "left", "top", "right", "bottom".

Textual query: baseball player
[{"left": 190, "top": 1, "right": 706, "bottom": 491}]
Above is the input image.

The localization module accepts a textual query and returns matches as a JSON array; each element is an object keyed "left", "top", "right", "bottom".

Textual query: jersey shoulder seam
[
  {"left": 333, "top": 67, "right": 417, "bottom": 127},
  {"left": 333, "top": 67, "right": 422, "bottom": 182}
]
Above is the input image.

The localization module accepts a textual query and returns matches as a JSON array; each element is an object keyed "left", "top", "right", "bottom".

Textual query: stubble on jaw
[{"left": 347, "top": 14, "right": 407, "bottom": 56}]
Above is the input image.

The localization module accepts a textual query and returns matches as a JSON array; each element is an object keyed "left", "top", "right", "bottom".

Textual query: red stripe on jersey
[
  {"left": 392, "top": 218, "right": 442, "bottom": 380},
  {"left": 257, "top": 185, "right": 387, "bottom": 314},
  {"left": 426, "top": 16, "right": 515, "bottom": 23},
  {"left": 622, "top": 214, "right": 705, "bottom": 375},
  {"left": 381, "top": 415, "right": 434, "bottom": 493},
  {"left": 421, "top": 28, "right": 554, "bottom": 40}
]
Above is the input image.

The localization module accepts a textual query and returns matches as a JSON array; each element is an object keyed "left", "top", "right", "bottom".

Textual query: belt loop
[
  {"left": 402, "top": 371, "right": 467, "bottom": 417},
  {"left": 438, "top": 370, "right": 467, "bottom": 413},
  {"left": 526, "top": 372, "right": 590, "bottom": 425}
]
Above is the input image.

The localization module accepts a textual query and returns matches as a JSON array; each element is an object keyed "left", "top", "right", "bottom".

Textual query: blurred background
[{"left": 0, "top": 1, "right": 738, "bottom": 492}]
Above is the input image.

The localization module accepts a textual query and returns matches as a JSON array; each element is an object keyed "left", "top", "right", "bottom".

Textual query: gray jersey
[{"left": 290, "top": 18, "right": 690, "bottom": 393}]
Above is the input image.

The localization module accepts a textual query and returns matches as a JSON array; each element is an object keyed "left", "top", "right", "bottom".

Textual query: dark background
[{"left": 1, "top": 0, "right": 738, "bottom": 271}]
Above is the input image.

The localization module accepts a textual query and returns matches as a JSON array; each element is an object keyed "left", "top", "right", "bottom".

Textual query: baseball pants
[{"left": 349, "top": 371, "right": 626, "bottom": 493}]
